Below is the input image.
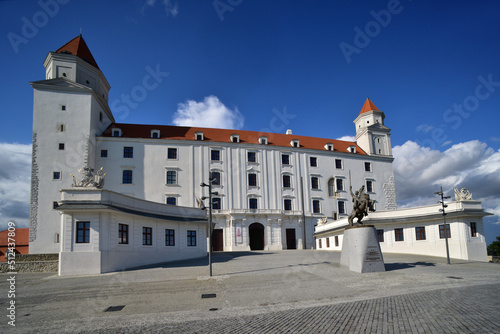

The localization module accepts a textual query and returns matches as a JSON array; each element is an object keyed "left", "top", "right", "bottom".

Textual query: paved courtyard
[{"left": 2, "top": 251, "right": 499, "bottom": 333}]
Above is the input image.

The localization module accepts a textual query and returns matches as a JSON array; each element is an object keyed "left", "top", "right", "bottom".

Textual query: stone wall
[{"left": 0, "top": 253, "right": 58, "bottom": 273}]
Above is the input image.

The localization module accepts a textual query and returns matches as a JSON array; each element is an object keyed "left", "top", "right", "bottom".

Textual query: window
[
  {"left": 99, "top": 112, "right": 103, "bottom": 122},
  {"left": 187, "top": 230, "right": 196, "bottom": 246},
  {"left": 439, "top": 224, "right": 451, "bottom": 239},
  {"left": 365, "top": 162, "right": 372, "bottom": 172},
  {"left": 122, "top": 170, "right": 133, "bottom": 184},
  {"left": 328, "top": 179, "right": 335, "bottom": 197},
  {"left": 59, "top": 143, "right": 65, "bottom": 150},
  {"left": 151, "top": 130, "right": 160, "bottom": 138},
  {"left": 76, "top": 221, "right": 90, "bottom": 243},
  {"left": 318, "top": 239, "right": 322, "bottom": 249},
  {"left": 325, "top": 143, "right": 334, "bottom": 151},
  {"left": 395, "top": 228, "right": 404, "bottom": 242},
  {"left": 326, "top": 237, "right": 330, "bottom": 248},
  {"left": 282, "top": 154, "right": 290, "bottom": 165},
  {"left": 291, "top": 140, "right": 299, "bottom": 148},
  {"left": 259, "top": 136, "right": 267, "bottom": 145},
  {"left": 210, "top": 171, "right": 221, "bottom": 185},
  {"left": 231, "top": 134, "right": 240, "bottom": 143},
  {"left": 335, "top": 235, "right": 339, "bottom": 247},
  {"left": 61, "top": 105, "right": 66, "bottom": 111},
  {"left": 311, "top": 177, "right": 319, "bottom": 190},
  {"left": 470, "top": 222, "right": 477, "bottom": 237},
  {"left": 310, "top": 157, "right": 318, "bottom": 167},
  {"left": 335, "top": 159, "right": 342, "bottom": 169},
  {"left": 283, "top": 175, "right": 291, "bottom": 188},
  {"left": 348, "top": 146, "right": 356, "bottom": 153},
  {"left": 248, "top": 173, "right": 257, "bottom": 187},
  {"left": 166, "top": 171, "right": 177, "bottom": 185},
  {"left": 142, "top": 227, "right": 152, "bottom": 246},
  {"left": 249, "top": 198, "right": 258, "bottom": 209},
  {"left": 415, "top": 227, "right": 426, "bottom": 240},
  {"left": 53, "top": 201, "right": 59, "bottom": 209},
  {"left": 247, "top": 151, "right": 256, "bottom": 163},
  {"left": 101, "top": 150, "right": 108, "bottom": 158},
  {"left": 166, "top": 197, "right": 177, "bottom": 205},
  {"left": 195, "top": 132, "right": 204, "bottom": 141},
  {"left": 338, "top": 200, "right": 346, "bottom": 214},
  {"left": 366, "top": 180, "right": 373, "bottom": 193},
  {"left": 167, "top": 148, "right": 177, "bottom": 159},
  {"left": 165, "top": 229, "right": 175, "bottom": 246},
  {"left": 112, "top": 129, "right": 121, "bottom": 137},
  {"left": 336, "top": 178, "right": 344, "bottom": 191},
  {"left": 211, "top": 149, "right": 220, "bottom": 161},
  {"left": 312, "top": 200, "right": 321, "bottom": 214},
  {"left": 284, "top": 199, "right": 292, "bottom": 211},
  {"left": 118, "top": 224, "right": 129, "bottom": 244},
  {"left": 212, "top": 198, "right": 221, "bottom": 210},
  {"left": 59, "top": 124, "right": 65, "bottom": 132},
  {"left": 123, "top": 147, "right": 133, "bottom": 158},
  {"left": 377, "top": 229, "right": 384, "bottom": 242},
  {"left": 53, "top": 171, "right": 61, "bottom": 180}
]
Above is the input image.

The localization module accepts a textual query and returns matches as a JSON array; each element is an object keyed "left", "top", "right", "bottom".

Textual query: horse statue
[{"left": 348, "top": 185, "right": 376, "bottom": 226}]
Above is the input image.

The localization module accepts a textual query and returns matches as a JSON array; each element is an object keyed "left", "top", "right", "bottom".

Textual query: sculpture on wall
[
  {"left": 70, "top": 136, "right": 105, "bottom": 188},
  {"left": 348, "top": 185, "right": 375, "bottom": 226},
  {"left": 454, "top": 187, "right": 473, "bottom": 201}
]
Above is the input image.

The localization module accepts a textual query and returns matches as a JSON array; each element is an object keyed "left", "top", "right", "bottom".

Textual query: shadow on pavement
[{"left": 385, "top": 261, "right": 436, "bottom": 271}]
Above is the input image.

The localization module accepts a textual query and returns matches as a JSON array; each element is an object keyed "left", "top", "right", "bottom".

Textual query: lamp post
[
  {"left": 435, "top": 186, "right": 451, "bottom": 265},
  {"left": 201, "top": 178, "right": 218, "bottom": 276}
]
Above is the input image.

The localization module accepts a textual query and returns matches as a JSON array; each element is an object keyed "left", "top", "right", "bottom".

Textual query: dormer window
[
  {"left": 230, "top": 134, "right": 240, "bottom": 143},
  {"left": 348, "top": 145, "right": 356, "bottom": 153},
  {"left": 195, "top": 132, "right": 204, "bottom": 141},
  {"left": 291, "top": 139, "right": 300, "bottom": 148},
  {"left": 259, "top": 136, "right": 268, "bottom": 145},
  {"left": 325, "top": 143, "right": 334, "bottom": 151},
  {"left": 112, "top": 128, "right": 122, "bottom": 137},
  {"left": 151, "top": 130, "right": 160, "bottom": 139}
]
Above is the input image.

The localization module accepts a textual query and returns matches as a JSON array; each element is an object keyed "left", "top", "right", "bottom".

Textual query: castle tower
[
  {"left": 354, "top": 98, "right": 392, "bottom": 156},
  {"left": 29, "top": 36, "right": 114, "bottom": 253}
]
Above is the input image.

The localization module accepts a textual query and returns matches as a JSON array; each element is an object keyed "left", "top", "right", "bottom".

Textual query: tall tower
[
  {"left": 354, "top": 98, "right": 392, "bottom": 156},
  {"left": 29, "top": 36, "right": 114, "bottom": 253}
]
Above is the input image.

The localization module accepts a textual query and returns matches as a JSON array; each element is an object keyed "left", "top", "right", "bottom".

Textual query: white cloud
[
  {"left": 173, "top": 95, "right": 244, "bottom": 129},
  {"left": 416, "top": 124, "right": 434, "bottom": 133},
  {"left": 142, "top": 0, "right": 178, "bottom": 17},
  {"left": 336, "top": 135, "right": 356, "bottom": 142},
  {"left": 0, "top": 143, "right": 31, "bottom": 230}
]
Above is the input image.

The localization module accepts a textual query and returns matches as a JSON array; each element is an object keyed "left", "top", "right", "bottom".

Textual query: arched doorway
[{"left": 249, "top": 223, "right": 265, "bottom": 250}]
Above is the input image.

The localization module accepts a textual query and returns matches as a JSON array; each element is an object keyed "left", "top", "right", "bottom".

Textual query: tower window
[
  {"left": 59, "top": 143, "right": 65, "bottom": 150},
  {"left": 61, "top": 105, "right": 66, "bottom": 111},
  {"left": 53, "top": 171, "right": 61, "bottom": 180},
  {"left": 166, "top": 171, "right": 177, "bottom": 185},
  {"left": 59, "top": 124, "right": 65, "bottom": 132},
  {"left": 101, "top": 150, "right": 108, "bottom": 158},
  {"left": 122, "top": 170, "right": 133, "bottom": 184},
  {"left": 312, "top": 200, "right": 321, "bottom": 214},
  {"left": 311, "top": 176, "right": 319, "bottom": 189},
  {"left": 99, "top": 112, "right": 103, "bottom": 122},
  {"left": 166, "top": 197, "right": 177, "bottom": 206}
]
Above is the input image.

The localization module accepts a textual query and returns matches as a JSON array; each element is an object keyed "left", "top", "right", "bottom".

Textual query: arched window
[{"left": 328, "top": 178, "right": 335, "bottom": 196}]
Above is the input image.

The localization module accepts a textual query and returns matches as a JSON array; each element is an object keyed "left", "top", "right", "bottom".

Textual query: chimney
[{"left": 286, "top": 129, "right": 292, "bottom": 135}]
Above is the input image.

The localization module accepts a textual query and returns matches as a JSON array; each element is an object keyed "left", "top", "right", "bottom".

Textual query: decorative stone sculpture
[
  {"left": 71, "top": 166, "right": 105, "bottom": 188},
  {"left": 348, "top": 185, "right": 375, "bottom": 226},
  {"left": 317, "top": 217, "right": 328, "bottom": 225},
  {"left": 454, "top": 187, "right": 473, "bottom": 201}
]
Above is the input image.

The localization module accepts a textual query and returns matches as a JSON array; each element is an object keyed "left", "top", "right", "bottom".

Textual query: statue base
[{"left": 340, "top": 225, "right": 385, "bottom": 273}]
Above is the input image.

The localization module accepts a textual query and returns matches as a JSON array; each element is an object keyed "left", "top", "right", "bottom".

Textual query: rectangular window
[
  {"left": 142, "top": 227, "right": 152, "bottom": 246},
  {"left": 166, "top": 197, "right": 176, "bottom": 205},
  {"left": 196, "top": 134, "right": 203, "bottom": 141},
  {"left": 168, "top": 148, "right": 177, "bottom": 159},
  {"left": 118, "top": 224, "right": 129, "bottom": 244},
  {"left": 59, "top": 143, "right": 65, "bottom": 150},
  {"left": 282, "top": 154, "right": 290, "bottom": 165},
  {"left": 187, "top": 230, "right": 196, "bottom": 246},
  {"left": 101, "top": 150, "right": 108, "bottom": 158},
  {"left": 311, "top": 176, "right": 319, "bottom": 189},
  {"left": 415, "top": 227, "right": 426, "bottom": 240},
  {"left": 123, "top": 147, "right": 133, "bottom": 158},
  {"left": 211, "top": 149, "right": 220, "bottom": 161},
  {"left": 247, "top": 151, "right": 256, "bottom": 163},
  {"left": 76, "top": 221, "right": 90, "bottom": 243},
  {"left": 335, "top": 235, "right": 339, "bottom": 247},
  {"left": 61, "top": 105, "right": 66, "bottom": 111},
  {"left": 165, "top": 229, "right": 175, "bottom": 246},
  {"left": 470, "top": 222, "right": 477, "bottom": 237},
  {"left": 365, "top": 162, "right": 372, "bottom": 172},
  {"left": 284, "top": 199, "right": 292, "bottom": 211},
  {"left": 166, "top": 171, "right": 177, "bottom": 185},
  {"left": 326, "top": 237, "right": 330, "bottom": 248},
  {"left": 377, "top": 229, "right": 384, "bottom": 242},
  {"left": 338, "top": 200, "right": 346, "bottom": 214},
  {"left": 112, "top": 130, "right": 120, "bottom": 137},
  {"left": 310, "top": 157, "right": 318, "bottom": 167},
  {"left": 53, "top": 171, "right": 61, "bottom": 180},
  {"left": 210, "top": 171, "right": 221, "bottom": 185},
  {"left": 212, "top": 198, "right": 221, "bottom": 210},
  {"left": 366, "top": 180, "right": 373, "bottom": 193},
  {"left": 283, "top": 175, "right": 291, "bottom": 188},
  {"left": 248, "top": 173, "right": 257, "bottom": 187},
  {"left": 122, "top": 170, "right": 133, "bottom": 184},
  {"left": 439, "top": 224, "right": 451, "bottom": 239},
  {"left": 395, "top": 228, "right": 404, "bottom": 242},
  {"left": 336, "top": 178, "right": 344, "bottom": 191},
  {"left": 318, "top": 239, "right": 322, "bottom": 249},
  {"left": 312, "top": 200, "right": 320, "bottom": 214},
  {"left": 335, "top": 159, "right": 342, "bottom": 169},
  {"left": 249, "top": 198, "right": 258, "bottom": 209}
]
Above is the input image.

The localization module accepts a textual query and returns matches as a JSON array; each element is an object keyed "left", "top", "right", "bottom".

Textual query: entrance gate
[
  {"left": 249, "top": 223, "right": 264, "bottom": 250},
  {"left": 286, "top": 228, "right": 296, "bottom": 249}
]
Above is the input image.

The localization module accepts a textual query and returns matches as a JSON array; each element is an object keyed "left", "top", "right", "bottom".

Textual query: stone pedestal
[{"left": 340, "top": 225, "right": 385, "bottom": 273}]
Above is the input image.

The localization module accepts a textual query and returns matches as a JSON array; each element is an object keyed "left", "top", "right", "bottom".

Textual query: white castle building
[{"left": 29, "top": 36, "right": 489, "bottom": 274}]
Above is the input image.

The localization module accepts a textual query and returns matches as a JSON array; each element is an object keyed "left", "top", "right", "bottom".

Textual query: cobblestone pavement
[{"left": 88, "top": 283, "right": 500, "bottom": 334}]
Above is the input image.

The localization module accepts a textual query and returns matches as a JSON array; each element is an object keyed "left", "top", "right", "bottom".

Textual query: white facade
[{"left": 314, "top": 200, "right": 491, "bottom": 262}]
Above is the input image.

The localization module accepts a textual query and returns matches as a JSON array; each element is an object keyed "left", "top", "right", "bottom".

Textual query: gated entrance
[
  {"left": 249, "top": 223, "right": 264, "bottom": 250},
  {"left": 286, "top": 228, "right": 296, "bottom": 249}
]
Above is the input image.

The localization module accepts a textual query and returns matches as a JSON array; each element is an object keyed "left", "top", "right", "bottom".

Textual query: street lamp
[
  {"left": 201, "top": 178, "right": 218, "bottom": 276},
  {"left": 435, "top": 186, "right": 451, "bottom": 264}
]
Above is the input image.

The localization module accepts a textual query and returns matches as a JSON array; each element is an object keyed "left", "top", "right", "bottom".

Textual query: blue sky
[{"left": 1, "top": 0, "right": 499, "bottom": 244}]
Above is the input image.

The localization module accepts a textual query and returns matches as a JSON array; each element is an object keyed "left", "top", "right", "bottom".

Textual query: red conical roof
[
  {"left": 359, "top": 97, "right": 379, "bottom": 115},
  {"left": 55, "top": 35, "right": 99, "bottom": 69}
]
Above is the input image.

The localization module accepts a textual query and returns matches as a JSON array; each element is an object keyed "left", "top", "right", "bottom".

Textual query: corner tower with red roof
[{"left": 354, "top": 98, "right": 392, "bottom": 156}]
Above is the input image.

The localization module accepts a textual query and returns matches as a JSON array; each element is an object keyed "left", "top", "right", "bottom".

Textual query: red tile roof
[
  {"left": 359, "top": 98, "right": 379, "bottom": 115},
  {"left": 102, "top": 124, "right": 367, "bottom": 155},
  {"left": 0, "top": 228, "right": 29, "bottom": 246},
  {"left": 55, "top": 35, "right": 100, "bottom": 69}
]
